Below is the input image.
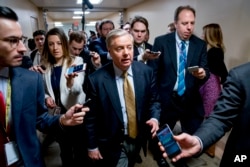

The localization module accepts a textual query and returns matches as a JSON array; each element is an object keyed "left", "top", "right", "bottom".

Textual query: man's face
[
  {"left": 0, "top": 18, "right": 27, "bottom": 68},
  {"left": 69, "top": 40, "right": 84, "bottom": 56},
  {"left": 34, "top": 34, "right": 45, "bottom": 52},
  {"left": 108, "top": 34, "right": 133, "bottom": 71},
  {"left": 175, "top": 9, "right": 195, "bottom": 40},
  {"left": 123, "top": 24, "right": 131, "bottom": 33},
  {"left": 100, "top": 23, "right": 114, "bottom": 38},
  {"left": 47, "top": 35, "right": 63, "bottom": 59},
  {"left": 131, "top": 22, "right": 147, "bottom": 45}
]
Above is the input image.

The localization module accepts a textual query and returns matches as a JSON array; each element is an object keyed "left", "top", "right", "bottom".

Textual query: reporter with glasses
[{"left": 0, "top": 6, "right": 88, "bottom": 167}]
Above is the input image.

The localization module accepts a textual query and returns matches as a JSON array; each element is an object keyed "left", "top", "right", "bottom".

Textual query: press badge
[{"left": 4, "top": 141, "right": 20, "bottom": 166}]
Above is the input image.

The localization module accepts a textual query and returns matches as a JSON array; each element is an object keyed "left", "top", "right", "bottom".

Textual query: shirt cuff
[{"left": 193, "top": 135, "right": 203, "bottom": 156}]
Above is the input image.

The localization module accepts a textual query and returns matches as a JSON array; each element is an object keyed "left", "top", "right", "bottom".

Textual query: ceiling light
[
  {"left": 74, "top": 11, "right": 90, "bottom": 14},
  {"left": 77, "top": 0, "right": 103, "bottom": 5},
  {"left": 54, "top": 22, "right": 63, "bottom": 27},
  {"left": 72, "top": 16, "right": 82, "bottom": 19}
]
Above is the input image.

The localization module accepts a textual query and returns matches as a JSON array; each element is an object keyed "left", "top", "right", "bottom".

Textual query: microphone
[{"left": 83, "top": 0, "right": 93, "bottom": 9}]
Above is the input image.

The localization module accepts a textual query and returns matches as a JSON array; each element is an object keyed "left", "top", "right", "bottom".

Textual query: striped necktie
[{"left": 177, "top": 41, "right": 186, "bottom": 96}]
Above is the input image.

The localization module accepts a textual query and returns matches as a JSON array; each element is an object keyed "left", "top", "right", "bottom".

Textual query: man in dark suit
[
  {"left": 160, "top": 62, "right": 250, "bottom": 167},
  {"left": 130, "top": 16, "right": 160, "bottom": 65},
  {"left": 0, "top": 6, "right": 88, "bottom": 167},
  {"left": 88, "top": 19, "right": 114, "bottom": 66},
  {"left": 85, "top": 29, "right": 161, "bottom": 167},
  {"left": 151, "top": 5, "right": 209, "bottom": 167}
]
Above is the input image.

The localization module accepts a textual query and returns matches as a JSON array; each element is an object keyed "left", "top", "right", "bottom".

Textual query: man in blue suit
[
  {"left": 85, "top": 29, "right": 161, "bottom": 167},
  {"left": 88, "top": 19, "right": 115, "bottom": 66},
  {"left": 151, "top": 5, "right": 209, "bottom": 167},
  {"left": 0, "top": 6, "right": 88, "bottom": 167}
]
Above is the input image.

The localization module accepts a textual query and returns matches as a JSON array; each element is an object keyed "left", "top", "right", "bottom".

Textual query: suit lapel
[
  {"left": 103, "top": 66, "right": 124, "bottom": 123},
  {"left": 167, "top": 35, "right": 178, "bottom": 72},
  {"left": 131, "top": 63, "right": 143, "bottom": 122},
  {"left": 186, "top": 36, "right": 196, "bottom": 67},
  {"left": 10, "top": 68, "right": 23, "bottom": 131}
]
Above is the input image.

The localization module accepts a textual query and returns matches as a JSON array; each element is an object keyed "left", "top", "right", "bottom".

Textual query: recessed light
[
  {"left": 74, "top": 11, "right": 90, "bottom": 14},
  {"left": 77, "top": 0, "right": 103, "bottom": 5}
]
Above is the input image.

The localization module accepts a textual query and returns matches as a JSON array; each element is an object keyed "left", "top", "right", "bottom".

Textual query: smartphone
[
  {"left": 40, "top": 65, "right": 46, "bottom": 70},
  {"left": 66, "top": 63, "right": 86, "bottom": 75},
  {"left": 148, "top": 50, "right": 159, "bottom": 55},
  {"left": 75, "top": 98, "right": 92, "bottom": 113},
  {"left": 156, "top": 124, "right": 181, "bottom": 159},
  {"left": 188, "top": 66, "right": 199, "bottom": 73}
]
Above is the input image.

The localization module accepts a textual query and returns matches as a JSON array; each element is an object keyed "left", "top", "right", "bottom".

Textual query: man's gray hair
[{"left": 106, "top": 29, "right": 134, "bottom": 48}]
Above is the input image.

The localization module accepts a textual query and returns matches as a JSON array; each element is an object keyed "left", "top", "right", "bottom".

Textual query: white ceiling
[{"left": 29, "top": 0, "right": 146, "bottom": 22}]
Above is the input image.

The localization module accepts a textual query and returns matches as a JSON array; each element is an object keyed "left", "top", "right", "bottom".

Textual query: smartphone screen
[
  {"left": 67, "top": 64, "right": 86, "bottom": 75},
  {"left": 156, "top": 124, "right": 181, "bottom": 158}
]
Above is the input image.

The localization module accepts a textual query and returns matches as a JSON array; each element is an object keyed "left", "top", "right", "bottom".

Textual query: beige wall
[
  {"left": 121, "top": 0, "right": 250, "bottom": 69},
  {"left": 0, "top": 0, "right": 46, "bottom": 38},
  {"left": 1, "top": 0, "right": 250, "bottom": 69}
]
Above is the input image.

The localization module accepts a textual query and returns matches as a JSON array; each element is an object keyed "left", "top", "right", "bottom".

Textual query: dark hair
[
  {"left": 174, "top": 5, "right": 196, "bottom": 22},
  {"left": 28, "top": 38, "right": 36, "bottom": 51},
  {"left": 0, "top": 6, "right": 18, "bottom": 21},
  {"left": 33, "top": 30, "right": 46, "bottom": 38},
  {"left": 130, "top": 16, "right": 149, "bottom": 30},
  {"left": 99, "top": 19, "right": 114, "bottom": 30},
  {"left": 69, "top": 31, "right": 86, "bottom": 44}
]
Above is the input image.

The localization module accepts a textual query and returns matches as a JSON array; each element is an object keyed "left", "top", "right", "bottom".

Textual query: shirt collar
[
  {"left": 175, "top": 32, "right": 189, "bottom": 45},
  {"left": 113, "top": 63, "right": 133, "bottom": 78}
]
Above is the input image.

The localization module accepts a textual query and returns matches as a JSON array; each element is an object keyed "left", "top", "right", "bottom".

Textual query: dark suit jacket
[
  {"left": 9, "top": 67, "right": 62, "bottom": 167},
  {"left": 85, "top": 61, "right": 161, "bottom": 166},
  {"left": 133, "top": 42, "right": 155, "bottom": 67},
  {"left": 151, "top": 32, "right": 209, "bottom": 127},
  {"left": 88, "top": 37, "right": 110, "bottom": 65},
  {"left": 195, "top": 62, "right": 250, "bottom": 167}
]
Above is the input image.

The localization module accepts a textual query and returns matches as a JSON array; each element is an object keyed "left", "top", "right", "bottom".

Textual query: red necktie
[{"left": 0, "top": 91, "right": 7, "bottom": 166}]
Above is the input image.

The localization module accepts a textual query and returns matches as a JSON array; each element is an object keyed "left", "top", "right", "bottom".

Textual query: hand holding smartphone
[
  {"left": 156, "top": 124, "right": 181, "bottom": 159},
  {"left": 74, "top": 99, "right": 92, "bottom": 113},
  {"left": 66, "top": 63, "right": 86, "bottom": 75}
]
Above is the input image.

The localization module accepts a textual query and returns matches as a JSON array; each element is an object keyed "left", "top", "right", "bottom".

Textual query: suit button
[
  {"left": 121, "top": 129, "right": 124, "bottom": 132},
  {"left": 120, "top": 142, "right": 123, "bottom": 146}
]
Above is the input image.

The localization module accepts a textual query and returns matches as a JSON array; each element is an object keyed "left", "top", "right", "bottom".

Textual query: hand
[
  {"left": 146, "top": 118, "right": 159, "bottom": 138},
  {"left": 45, "top": 97, "right": 56, "bottom": 109},
  {"left": 29, "top": 65, "right": 46, "bottom": 74},
  {"left": 91, "top": 52, "right": 102, "bottom": 68},
  {"left": 60, "top": 104, "right": 89, "bottom": 126},
  {"left": 65, "top": 64, "right": 79, "bottom": 88},
  {"left": 191, "top": 68, "right": 206, "bottom": 79},
  {"left": 88, "top": 149, "right": 103, "bottom": 160},
  {"left": 159, "top": 133, "right": 202, "bottom": 162}
]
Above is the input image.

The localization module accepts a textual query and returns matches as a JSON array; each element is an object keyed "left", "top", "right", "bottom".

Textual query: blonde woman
[{"left": 200, "top": 23, "right": 228, "bottom": 157}]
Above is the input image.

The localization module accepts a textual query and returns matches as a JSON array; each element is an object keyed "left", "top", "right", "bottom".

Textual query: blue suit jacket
[
  {"left": 195, "top": 62, "right": 250, "bottom": 166},
  {"left": 89, "top": 37, "right": 110, "bottom": 65},
  {"left": 10, "top": 67, "right": 61, "bottom": 167},
  {"left": 151, "top": 32, "right": 209, "bottom": 126},
  {"left": 85, "top": 61, "right": 161, "bottom": 165}
]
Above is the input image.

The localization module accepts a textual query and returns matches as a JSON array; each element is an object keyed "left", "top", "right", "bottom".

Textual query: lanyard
[{"left": 6, "top": 79, "right": 11, "bottom": 127}]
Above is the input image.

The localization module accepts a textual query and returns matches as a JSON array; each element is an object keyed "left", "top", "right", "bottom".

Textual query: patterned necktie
[
  {"left": 123, "top": 71, "right": 137, "bottom": 138},
  {"left": 177, "top": 41, "right": 186, "bottom": 96}
]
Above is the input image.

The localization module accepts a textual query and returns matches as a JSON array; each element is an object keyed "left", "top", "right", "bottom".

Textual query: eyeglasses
[{"left": 0, "top": 36, "right": 27, "bottom": 49}]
